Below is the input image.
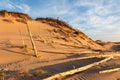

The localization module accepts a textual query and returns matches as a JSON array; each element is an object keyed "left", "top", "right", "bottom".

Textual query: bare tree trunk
[{"left": 25, "top": 19, "right": 38, "bottom": 57}]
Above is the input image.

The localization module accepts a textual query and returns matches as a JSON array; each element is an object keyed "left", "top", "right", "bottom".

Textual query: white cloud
[
  {"left": 71, "top": 0, "right": 120, "bottom": 41},
  {"left": 13, "top": 3, "right": 30, "bottom": 13},
  {"left": 0, "top": 0, "right": 31, "bottom": 13},
  {"left": 88, "top": 15, "right": 119, "bottom": 27},
  {"left": 0, "top": 0, "right": 14, "bottom": 10},
  {"left": 49, "top": 0, "right": 120, "bottom": 41}
]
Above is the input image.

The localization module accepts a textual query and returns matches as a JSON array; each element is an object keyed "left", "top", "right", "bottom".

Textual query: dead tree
[{"left": 24, "top": 18, "right": 38, "bottom": 57}]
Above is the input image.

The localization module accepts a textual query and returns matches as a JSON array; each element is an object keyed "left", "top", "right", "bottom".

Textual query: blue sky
[{"left": 0, "top": 0, "right": 120, "bottom": 42}]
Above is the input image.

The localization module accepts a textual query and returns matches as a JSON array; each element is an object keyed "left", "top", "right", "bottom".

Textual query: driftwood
[
  {"left": 43, "top": 56, "right": 113, "bottom": 80},
  {"left": 56, "top": 55, "right": 111, "bottom": 64},
  {"left": 99, "top": 68, "right": 120, "bottom": 74},
  {"left": 25, "top": 19, "right": 38, "bottom": 57},
  {"left": 51, "top": 54, "right": 120, "bottom": 64}
]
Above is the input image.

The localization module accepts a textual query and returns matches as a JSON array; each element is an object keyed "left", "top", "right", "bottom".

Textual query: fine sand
[{"left": 0, "top": 11, "right": 120, "bottom": 80}]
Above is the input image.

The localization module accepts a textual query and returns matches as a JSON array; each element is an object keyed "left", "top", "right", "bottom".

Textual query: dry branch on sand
[
  {"left": 99, "top": 68, "right": 120, "bottom": 74},
  {"left": 43, "top": 56, "right": 113, "bottom": 80},
  {"left": 43, "top": 54, "right": 120, "bottom": 80}
]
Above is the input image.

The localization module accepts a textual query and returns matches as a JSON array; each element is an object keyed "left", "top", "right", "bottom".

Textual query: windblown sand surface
[{"left": 0, "top": 10, "right": 120, "bottom": 80}]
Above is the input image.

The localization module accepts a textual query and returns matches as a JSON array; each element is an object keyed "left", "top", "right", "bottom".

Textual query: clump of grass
[
  {"left": 18, "top": 69, "right": 33, "bottom": 80},
  {"left": 20, "top": 44, "right": 27, "bottom": 49},
  {"left": 117, "top": 78, "right": 120, "bottom": 80},
  {"left": 101, "top": 62, "right": 117, "bottom": 69},
  {"left": 16, "top": 19, "right": 26, "bottom": 24},
  {"left": 0, "top": 69, "right": 5, "bottom": 80},
  {"left": 5, "top": 40, "right": 14, "bottom": 47},
  {"left": 0, "top": 69, "right": 5, "bottom": 76},
  {"left": 20, "top": 72, "right": 32, "bottom": 77},
  {"left": 107, "top": 62, "right": 117, "bottom": 68},
  {"left": 8, "top": 77, "right": 15, "bottom": 80},
  {"left": 34, "top": 69, "right": 47, "bottom": 76},
  {"left": 2, "top": 19, "right": 13, "bottom": 23},
  {"left": 19, "top": 69, "right": 32, "bottom": 77},
  {"left": 19, "top": 45, "right": 28, "bottom": 52},
  {"left": 32, "top": 35, "right": 39, "bottom": 39}
]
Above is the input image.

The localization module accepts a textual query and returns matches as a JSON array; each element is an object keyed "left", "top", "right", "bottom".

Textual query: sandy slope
[
  {"left": 0, "top": 49, "right": 29, "bottom": 65},
  {"left": 0, "top": 14, "right": 102, "bottom": 64},
  {"left": 0, "top": 11, "right": 120, "bottom": 80},
  {"left": 0, "top": 15, "right": 99, "bottom": 79}
]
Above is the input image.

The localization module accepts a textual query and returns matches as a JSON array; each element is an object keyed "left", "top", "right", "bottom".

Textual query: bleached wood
[
  {"left": 43, "top": 56, "right": 113, "bottom": 80},
  {"left": 99, "top": 68, "right": 120, "bottom": 74},
  {"left": 25, "top": 19, "right": 38, "bottom": 57}
]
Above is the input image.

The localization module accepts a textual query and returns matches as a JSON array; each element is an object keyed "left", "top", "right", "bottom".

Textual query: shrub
[
  {"left": 34, "top": 69, "right": 47, "bottom": 76},
  {"left": 2, "top": 19, "right": 13, "bottom": 23}
]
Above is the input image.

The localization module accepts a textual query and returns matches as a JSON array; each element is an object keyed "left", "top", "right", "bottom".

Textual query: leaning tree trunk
[{"left": 25, "top": 18, "right": 38, "bottom": 57}]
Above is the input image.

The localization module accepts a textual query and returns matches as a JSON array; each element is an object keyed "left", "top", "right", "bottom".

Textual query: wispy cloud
[
  {"left": 70, "top": 0, "right": 120, "bottom": 41},
  {"left": 0, "top": 0, "right": 30, "bottom": 13},
  {"left": 0, "top": 0, "right": 14, "bottom": 9},
  {"left": 12, "top": 3, "right": 30, "bottom": 13}
]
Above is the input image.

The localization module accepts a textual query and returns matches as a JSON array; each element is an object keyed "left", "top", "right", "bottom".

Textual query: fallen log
[
  {"left": 60, "top": 54, "right": 112, "bottom": 64},
  {"left": 43, "top": 56, "right": 113, "bottom": 80},
  {"left": 46, "top": 54, "right": 120, "bottom": 67},
  {"left": 99, "top": 68, "right": 120, "bottom": 74}
]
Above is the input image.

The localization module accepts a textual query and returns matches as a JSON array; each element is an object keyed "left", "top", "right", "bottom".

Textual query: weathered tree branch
[
  {"left": 25, "top": 19, "right": 38, "bottom": 57},
  {"left": 43, "top": 56, "right": 113, "bottom": 80},
  {"left": 99, "top": 68, "right": 120, "bottom": 74}
]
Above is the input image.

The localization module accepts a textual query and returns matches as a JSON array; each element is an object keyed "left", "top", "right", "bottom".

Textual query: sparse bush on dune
[
  {"left": 35, "top": 69, "right": 47, "bottom": 76},
  {"left": 0, "top": 69, "right": 5, "bottom": 80},
  {"left": 100, "top": 62, "right": 117, "bottom": 69},
  {"left": 36, "top": 17, "right": 87, "bottom": 37},
  {"left": 5, "top": 39, "right": 14, "bottom": 48},
  {"left": 107, "top": 62, "right": 117, "bottom": 68},
  {"left": 16, "top": 19, "right": 26, "bottom": 24},
  {"left": 7, "top": 77, "right": 15, "bottom": 80},
  {"left": 19, "top": 44, "right": 29, "bottom": 53},
  {"left": 0, "top": 10, "right": 32, "bottom": 20},
  {"left": 117, "top": 78, "right": 120, "bottom": 80},
  {"left": 96, "top": 40, "right": 106, "bottom": 46},
  {"left": 0, "top": 10, "right": 103, "bottom": 50},
  {"left": 36, "top": 17, "right": 75, "bottom": 30},
  {"left": 2, "top": 19, "right": 13, "bottom": 23},
  {"left": 19, "top": 44, "right": 28, "bottom": 49}
]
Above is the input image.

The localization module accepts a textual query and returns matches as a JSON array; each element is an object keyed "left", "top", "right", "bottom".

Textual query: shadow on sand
[
  {"left": 1, "top": 48, "right": 33, "bottom": 56},
  {"left": 30, "top": 58, "right": 103, "bottom": 79},
  {"left": 111, "top": 45, "right": 120, "bottom": 51}
]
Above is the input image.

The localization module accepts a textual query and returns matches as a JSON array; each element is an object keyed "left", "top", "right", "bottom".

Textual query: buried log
[
  {"left": 99, "top": 68, "right": 120, "bottom": 74},
  {"left": 43, "top": 56, "right": 113, "bottom": 80}
]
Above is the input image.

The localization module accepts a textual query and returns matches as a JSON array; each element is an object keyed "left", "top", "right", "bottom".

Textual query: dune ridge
[{"left": 0, "top": 10, "right": 120, "bottom": 80}]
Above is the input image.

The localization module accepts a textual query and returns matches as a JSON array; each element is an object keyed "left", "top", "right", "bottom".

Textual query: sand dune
[{"left": 0, "top": 10, "right": 120, "bottom": 80}]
